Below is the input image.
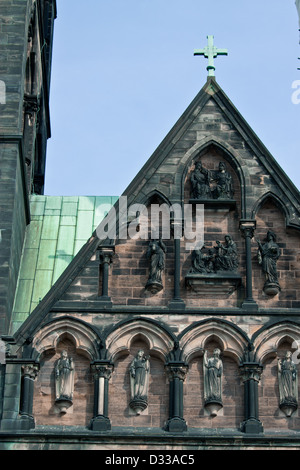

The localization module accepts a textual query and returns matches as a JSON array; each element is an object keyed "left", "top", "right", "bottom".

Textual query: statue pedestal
[
  {"left": 185, "top": 272, "right": 241, "bottom": 296},
  {"left": 129, "top": 397, "right": 148, "bottom": 415},
  {"left": 280, "top": 400, "right": 298, "bottom": 417},
  {"left": 145, "top": 280, "right": 163, "bottom": 294},
  {"left": 204, "top": 400, "right": 223, "bottom": 417},
  {"left": 55, "top": 397, "right": 73, "bottom": 414},
  {"left": 263, "top": 282, "right": 281, "bottom": 296}
]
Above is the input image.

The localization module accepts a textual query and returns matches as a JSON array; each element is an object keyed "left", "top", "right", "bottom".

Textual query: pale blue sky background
[{"left": 45, "top": 0, "right": 300, "bottom": 197}]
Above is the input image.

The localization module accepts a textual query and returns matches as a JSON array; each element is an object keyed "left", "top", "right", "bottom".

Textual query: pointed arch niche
[
  {"left": 180, "top": 142, "right": 245, "bottom": 308},
  {"left": 31, "top": 318, "right": 98, "bottom": 427},
  {"left": 180, "top": 320, "right": 247, "bottom": 429},
  {"left": 106, "top": 319, "right": 173, "bottom": 428},
  {"left": 254, "top": 322, "right": 300, "bottom": 429},
  {"left": 252, "top": 195, "right": 300, "bottom": 307},
  {"left": 110, "top": 191, "right": 174, "bottom": 307}
]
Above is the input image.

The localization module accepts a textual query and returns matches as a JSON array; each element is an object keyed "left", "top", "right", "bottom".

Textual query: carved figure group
[
  {"left": 190, "top": 235, "right": 238, "bottom": 275},
  {"left": 190, "top": 160, "right": 234, "bottom": 200}
]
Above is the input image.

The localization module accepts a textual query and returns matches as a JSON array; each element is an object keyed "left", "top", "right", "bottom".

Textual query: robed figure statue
[
  {"left": 278, "top": 351, "right": 298, "bottom": 417},
  {"left": 55, "top": 350, "right": 75, "bottom": 414},
  {"left": 203, "top": 349, "right": 223, "bottom": 417},
  {"left": 145, "top": 239, "right": 167, "bottom": 293},
  {"left": 256, "top": 230, "right": 281, "bottom": 295},
  {"left": 190, "top": 161, "right": 212, "bottom": 199},
  {"left": 129, "top": 350, "right": 150, "bottom": 415}
]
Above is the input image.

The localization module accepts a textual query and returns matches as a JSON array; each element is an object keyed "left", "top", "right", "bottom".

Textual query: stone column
[
  {"left": 169, "top": 215, "right": 185, "bottom": 310},
  {"left": 240, "top": 362, "right": 263, "bottom": 434},
  {"left": 165, "top": 363, "right": 188, "bottom": 432},
  {"left": 239, "top": 220, "right": 258, "bottom": 311},
  {"left": 23, "top": 94, "right": 39, "bottom": 194},
  {"left": 90, "top": 361, "right": 114, "bottom": 431},
  {"left": 19, "top": 363, "right": 39, "bottom": 430},
  {"left": 98, "top": 246, "right": 115, "bottom": 307}
]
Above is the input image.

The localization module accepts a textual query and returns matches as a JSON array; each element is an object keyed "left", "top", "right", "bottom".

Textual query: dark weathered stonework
[{"left": 1, "top": 2, "right": 300, "bottom": 451}]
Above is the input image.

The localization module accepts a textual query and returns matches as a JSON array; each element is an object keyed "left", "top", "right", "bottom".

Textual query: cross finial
[{"left": 194, "top": 35, "right": 228, "bottom": 77}]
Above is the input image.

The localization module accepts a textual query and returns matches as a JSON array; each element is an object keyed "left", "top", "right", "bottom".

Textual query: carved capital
[
  {"left": 99, "top": 248, "right": 115, "bottom": 266},
  {"left": 239, "top": 220, "right": 256, "bottom": 239},
  {"left": 240, "top": 363, "right": 263, "bottom": 383},
  {"left": 23, "top": 94, "right": 39, "bottom": 116},
  {"left": 165, "top": 363, "right": 188, "bottom": 381},
  {"left": 92, "top": 362, "right": 114, "bottom": 380},
  {"left": 22, "top": 363, "right": 39, "bottom": 380}
]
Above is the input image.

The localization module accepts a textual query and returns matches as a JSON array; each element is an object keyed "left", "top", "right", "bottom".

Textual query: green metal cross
[{"left": 194, "top": 35, "right": 228, "bottom": 77}]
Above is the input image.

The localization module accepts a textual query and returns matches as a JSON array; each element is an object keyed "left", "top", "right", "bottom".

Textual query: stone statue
[
  {"left": 203, "top": 349, "right": 223, "bottom": 416},
  {"left": 212, "top": 161, "right": 234, "bottom": 199},
  {"left": 256, "top": 230, "right": 281, "bottom": 295},
  {"left": 55, "top": 350, "right": 75, "bottom": 413},
  {"left": 190, "top": 161, "right": 212, "bottom": 199},
  {"left": 278, "top": 351, "right": 298, "bottom": 417},
  {"left": 214, "top": 235, "right": 238, "bottom": 272},
  {"left": 145, "top": 239, "right": 167, "bottom": 293},
  {"left": 129, "top": 349, "right": 150, "bottom": 415},
  {"left": 190, "top": 246, "right": 214, "bottom": 274}
]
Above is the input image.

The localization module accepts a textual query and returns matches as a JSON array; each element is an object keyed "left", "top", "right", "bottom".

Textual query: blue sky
[{"left": 45, "top": 0, "right": 300, "bottom": 197}]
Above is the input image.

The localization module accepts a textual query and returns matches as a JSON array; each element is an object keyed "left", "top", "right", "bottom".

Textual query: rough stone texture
[
  {"left": 1, "top": 12, "right": 300, "bottom": 447},
  {"left": 0, "top": 0, "right": 56, "bottom": 333}
]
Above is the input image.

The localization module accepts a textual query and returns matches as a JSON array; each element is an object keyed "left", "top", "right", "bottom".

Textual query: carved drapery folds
[
  {"left": 203, "top": 349, "right": 223, "bottom": 417},
  {"left": 256, "top": 230, "right": 281, "bottom": 296},
  {"left": 129, "top": 349, "right": 150, "bottom": 415},
  {"left": 278, "top": 351, "right": 298, "bottom": 417},
  {"left": 145, "top": 239, "right": 167, "bottom": 294},
  {"left": 54, "top": 350, "right": 75, "bottom": 414}
]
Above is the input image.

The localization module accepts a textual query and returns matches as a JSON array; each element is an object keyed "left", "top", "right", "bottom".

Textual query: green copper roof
[{"left": 10, "top": 195, "right": 118, "bottom": 334}]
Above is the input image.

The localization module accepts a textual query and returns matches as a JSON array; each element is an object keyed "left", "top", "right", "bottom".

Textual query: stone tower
[{"left": 0, "top": 0, "right": 56, "bottom": 333}]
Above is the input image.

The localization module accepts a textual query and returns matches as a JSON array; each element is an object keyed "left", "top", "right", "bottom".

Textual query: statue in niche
[
  {"left": 129, "top": 349, "right": 150, "bottom": 415},
  {"left": 55, "top": 350, "right": 75, "bottom": 414},
  {"left": 190, "top": 161, "right": 212, "bottom": 199},
  {"left": 256, "top": 230, "right": 281, "bottom": 295},
  {"left": 203, "top": 349, "right": 223, "bottom": 417},
  {"left": 278, "top": 351, "right": 298, "bottom": 417},
  {"left": 214, "top": 234, "right": 239, "bottom": 272},
  {"left": 212, "top": 161, "right": 234, "bottom": 199},
  {"left": 145, "top": 239, "right": 167, "bottom": 293}
]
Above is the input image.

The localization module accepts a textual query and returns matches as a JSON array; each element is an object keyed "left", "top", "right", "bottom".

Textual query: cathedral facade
[{"left": 1, "top": 0, "right": 300, "bottom": 451}]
